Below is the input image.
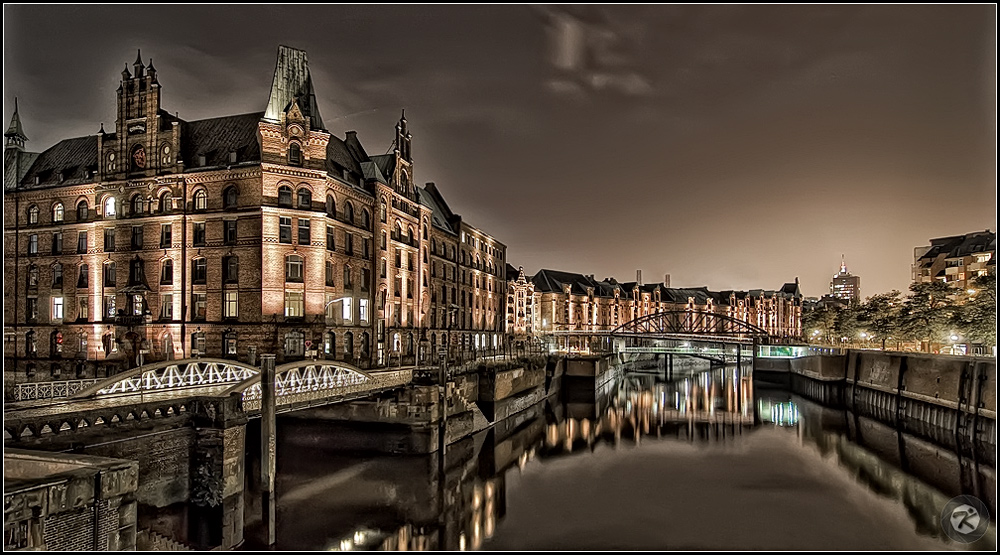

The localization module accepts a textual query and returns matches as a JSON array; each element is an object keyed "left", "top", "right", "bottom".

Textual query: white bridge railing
[
  {"left": 241, "top": 368, "right": 413, "bottom": 412},
  {"left": 11, "top": 379, "right": 101, "bottom": 401}
]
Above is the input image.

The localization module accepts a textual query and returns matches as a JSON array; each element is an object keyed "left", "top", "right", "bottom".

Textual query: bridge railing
[
  {"left": 10, "top": 379, "right": 102, "bottom": 401},
  {"left": 240, "top": 368, "right": 413, "bottom": 412}
]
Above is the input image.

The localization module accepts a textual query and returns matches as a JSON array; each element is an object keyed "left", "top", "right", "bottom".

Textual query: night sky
[{"left": 4, "top": 5, "right": 995, "bottom": 298}]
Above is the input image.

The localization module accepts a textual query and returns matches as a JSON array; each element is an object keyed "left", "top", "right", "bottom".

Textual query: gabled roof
[
  {"left": 325, "top": 134, "right": 364, "bottom": 179},
  {"left": 19, "top": 136, "right": 97, "bottom": 189},
  {"left": 370, "top": 154, "right": 396, "bottom": 182},
  {"left": 180, "top": 112, "right": 263, "bottom": 170},
  {"left": 417, "top": 185, "right": 456, "bottom": 234},
  {"left": 532, "top": 269, "right": 603, "bottom": 296},
  {"left": 918, "top": 231, "right": 996, "bottom": 262}
]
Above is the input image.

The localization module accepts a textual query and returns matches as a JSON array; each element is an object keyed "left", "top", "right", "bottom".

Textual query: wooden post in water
[{"left": 260, "top": 354, "right": 277, "bottom": 546}]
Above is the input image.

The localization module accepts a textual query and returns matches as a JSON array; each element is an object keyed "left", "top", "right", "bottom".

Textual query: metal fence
[{"left": 11, "top": 379, "right": 101, "bottom": 401}]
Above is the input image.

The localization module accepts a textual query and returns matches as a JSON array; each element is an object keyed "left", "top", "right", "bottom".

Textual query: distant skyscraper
[{"left": 830, "top": 256, "right": 861, "bottom": 304}]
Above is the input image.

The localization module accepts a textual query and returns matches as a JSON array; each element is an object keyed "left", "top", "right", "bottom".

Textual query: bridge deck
[{"left": 4, "top": 385, "right": 233, "bottom": 420}]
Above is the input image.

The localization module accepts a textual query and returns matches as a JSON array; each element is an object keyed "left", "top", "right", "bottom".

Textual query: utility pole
[{"left": 260, "top": 354, "right": 277, "bottom": 546}]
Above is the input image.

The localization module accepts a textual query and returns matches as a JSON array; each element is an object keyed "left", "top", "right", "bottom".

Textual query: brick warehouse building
[{"left": 3, "top": 46, "right": 508, "bottom": 383}]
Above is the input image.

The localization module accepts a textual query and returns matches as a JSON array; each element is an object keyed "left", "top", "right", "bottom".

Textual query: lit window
[
  {"left": 224, "top": 291, "right": 239, "bottom": 318},
  {"left": 194, "top": 190, "right": 207, "bottom": 211},
  {"left": 360, "top": 298, "right": 369, "bottom": 323},
  {"left": 104, "top": 197, "right": 116, "bottom": 218},
  {"left": 342, "top": 297, "right": 353, "bottom": 322},
  {"left": 52, "top": 203, "right": 64, "bottom": 222},
  {"left": 52, "top": 297, "right": 64, "bottom": 320},
  {"left": 285, "top": 291, "right": 304, "bottom": 317}
]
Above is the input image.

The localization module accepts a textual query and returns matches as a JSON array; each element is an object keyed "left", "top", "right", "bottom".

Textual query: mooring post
[{"left": 260, "top": 354, "right": 277, "bottom": 546}]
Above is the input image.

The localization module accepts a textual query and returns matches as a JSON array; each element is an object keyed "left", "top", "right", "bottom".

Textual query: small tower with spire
[
  {"left": 393, "top": 109, "right": 414, "bottom": 199},
  {"left": 5, "top": 98, "right": 27, "bottom": 150},
  {"left": 5, "top": 98, "right": 35, "bottom": 191},
  {"left": 108, "top": 49, "right": 167, "bottom": 179}
]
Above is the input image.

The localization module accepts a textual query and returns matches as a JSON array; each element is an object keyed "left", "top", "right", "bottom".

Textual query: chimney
[
  {"left": 663, "top": 274, "right": 670, "bottom": 287},
  {"left": 637, "top": 269, "right": 642, "bottom": 285}
]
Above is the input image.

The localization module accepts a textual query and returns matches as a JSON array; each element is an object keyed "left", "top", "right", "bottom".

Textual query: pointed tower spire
[
  {"left": 263, "top": 45, "right": 324, "bottom": 130},
  {"left": 5, "top": 97, "right": 28, "bottom": 148},
  {"left": 841, "top": 254, "right": 847, "bottom": 274},
  {"left": 133, "top": 49, "right": 145, "bottom": 77}
]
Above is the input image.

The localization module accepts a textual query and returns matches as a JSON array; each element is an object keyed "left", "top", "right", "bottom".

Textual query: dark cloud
[{"left": 4, "top": 5, "right": 995, "bottom": 297}]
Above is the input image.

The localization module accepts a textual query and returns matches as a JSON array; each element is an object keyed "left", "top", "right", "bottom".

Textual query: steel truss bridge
[
  {"left": 543, "top": 310, "right": 771, "bottom": 365},
  {"left": 4, "top": 358, "right": 412, "bottom": 443}
]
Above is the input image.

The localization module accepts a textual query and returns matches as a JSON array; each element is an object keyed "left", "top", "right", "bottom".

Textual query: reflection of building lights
[
  {"left": 353, "top": 531, "right": 366, "bottom": 544},
  {"left": 459, "top": 533, "right": 467, "bottom": 551},
  {"left": 340, "top": 539, "right": 353, "bottom": 551}
]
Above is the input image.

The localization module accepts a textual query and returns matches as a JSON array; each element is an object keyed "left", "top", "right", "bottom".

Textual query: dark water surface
[{"left": 245, "top": 366, "right": 996, "bottom": 550}]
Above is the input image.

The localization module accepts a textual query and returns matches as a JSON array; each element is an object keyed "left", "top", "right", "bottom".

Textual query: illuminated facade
[
  {"left": 829, "top": 257, "right": 861, "bottom": 304},
  {"left": 3, "top": 46, "right": 507, "bottom": 382},
  {"left": 912, "top": 230, "right": 995, "bottom": 289},
  {"left": 505, "top": 265, "right": 536, "bottom": 337},
  {"left": 520, "top": 269, "right": 802, "bottom": 340}
]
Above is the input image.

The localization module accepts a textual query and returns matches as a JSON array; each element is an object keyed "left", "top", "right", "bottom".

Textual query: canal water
[{"left": 244, "top": 365, "right": 996, "bottom": 550}]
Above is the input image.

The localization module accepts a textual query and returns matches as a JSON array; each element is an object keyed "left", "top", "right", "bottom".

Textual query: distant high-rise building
[
  {"left": 830, "top": 256, "right": 861, "bottom": 304},
  {"left": 912, "top": 230, "right": 995, "bottom": 289}
]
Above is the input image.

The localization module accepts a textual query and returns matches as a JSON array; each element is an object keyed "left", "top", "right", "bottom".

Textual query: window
[
  {"left": 193, "top": 189, "right": 207, "bottom": 211},
  {"left": 279, "top": 217, "right": 292, "bottom": 243},
  {"left": 381, "top": 231, "right": 387, "bottom": 250},
  {"left": 224, "top": 291, "right": 239, "bottom": 318},
  {"left": 158, "top": 191, "right": 171, "bottom": 213},
  {"left": 324, "top": 330, "right": 336, "bottom": 358},
  {"left": 422, "top": 220, "right": 428, "bottom": 240},
  {"left": 288, "top": 143, "right": 302, "bottom": 166},
  {"left": 131, "top": 194, "right": 144, "bottom": 216},
  {"left": 51, "top": 232, "right": 63, "bottom": 255},
  {"left": 52, "top": 297, "right": 64, "bottom": 320},
  {"left": 224, "top": 186, "right": 238, "bottom": 209},
  {"left": 192, "top": 258, "right": 207, "bottom": 284},
  {"left": 298, "top": 219, "right": 310, "bottom": 244},
  {"left": 28, "top": 205, "right": 39, "bottom": 225},
  {"left": 345, "top": 233, "right": 354, "bottom": 255},
  {"left": 160, "top": 224, "right": 171, "bottom": 248},
  {"left": 380, "top": 259, "right": 387, "bottom": 278},
  {"left": 361, "top": 268, "right": 371, "bottom": 292},
  {"left": 224, "top": 220, "right": 237, "bottom": 245},
  {"left": 297, "top": 188, "right": 312, "bottom": 209},
  {"left": 28, "top": 234, "right": 38, "bottom": 255},
  {"left": 52, "top": 263, "right": 63, "bottom": 288},
  {"left": 286, "top": 255, "right": 304, "bottom": 282},
  {"left": 77, "top": 200, "right": 89, "bottom": 221},
  {"left": 78, "top": 296, "right": 89, "bottom": 321},
  {"left": 284, "top": 330, "right": 304, "bottom": 356},
  {"left": 25, "top": 330, "right": 37, "bottom": 356},
  {"left": 326, "top": 261, "right": 336, "bottom": 287},
  {"left": 224, "top": 331, "right": 238, "bottom": 357},
  {"left": 360, "top": 298, "right": 369, "bottom": 323},
  {"left": 284, "top": 292, "right": 304, "bottom": 318},
  {"left": 191, "top": 332, "right": 206, "bottom": 355},
  {"left": 278, "top": 186, "right": 293, "bottom": 207},
  {"left": 192, "top": 293, "right": 206, "bottom": 320},
  {"left": 77, "top": 264, "right": 88, "bottom": 288},
  {"left": 326, "top": 226, "right": 336, "bottom": 251},
  {"left": 360, "top": 209, "right": 370, "bottom": 229},
  {"left": 342, "top": 297, "right": 353, "bottom": 322},
  {"left": 407, "top": 227, "right": 414, "bottom": 245},
  {"left": 160, "top": 259, "right": 173, "bottom": 284},
  {"left": 131, "top": 226, "right": 143, "bottom": 250},
  {"left": 103, "top": 228, "right": 115, "bottom": 252},
  {"left": 345, "top": 202, "right": 354, "bottom": 224},
  {"left": 160, "top": 294, "right": 173, "bottom": 320},
  {"left": 104, "top": 294, "right": 116, "bottom": 319},
  {"left": 130, "top": 294, "right": 145, "bottom": 316},
  {"left": 193, "top": 222, "right": 205, "bottom": 246},
  {"left": 104, "top": 262, "right": 117, "bottom": 287},
  {"left": 344, "top": 266, "right": 353, "bottom": 290},
  {"left": 77, "top": 231, "right": 88, "bottom": 254},
  {"left": 104, "top": 197, "right": 116, "bottom": 218},
  {"left": 395, "top": 249, "right": 401, "bottom": 268},
  {"left": 380, "top": 198, "right": 387, "bottom": 223},
  {"left": 223, "top": 256, "right": 239, "bottom": 283},
  {"left": 52, "top": 203, "right": 64, "bottom": 223},
  {"left": 326, "top": 195, "right": 336, "bottom": 218}
]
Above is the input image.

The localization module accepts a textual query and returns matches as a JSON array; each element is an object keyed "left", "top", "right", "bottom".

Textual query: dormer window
[
  {"left": 229, "top": 151, "right": 237, "bottom": 164},
  {"left": 288, "top": 142, "right": 302, "bottom": 166},
  {"left": 197, "top": 154, "right": 206, "bottom": 167}
]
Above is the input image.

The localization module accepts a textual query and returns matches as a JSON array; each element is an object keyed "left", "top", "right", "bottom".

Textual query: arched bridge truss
[{"left": 611, "top": 310, "right": 769, "bottom": 340}]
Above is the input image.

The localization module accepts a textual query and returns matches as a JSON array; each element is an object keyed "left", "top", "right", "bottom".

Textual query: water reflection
[{"left": 247, "top": 364, "right": 995, "bottom": 551}]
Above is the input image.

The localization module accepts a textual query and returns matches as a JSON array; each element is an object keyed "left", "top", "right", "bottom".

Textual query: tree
[
  {"left": 952, "top": 274, "right": 997, "bottom": 347},
  {"left": 858, "top": 290, "right": 902, "bottom": 350},
  {"left": 803, "top": 305, "right": 838, "bottom": 344},
  {"left": 835, "top": 303, "right": 862, "bottom": 346},
  {"left": 899, "top": 281, "right": 955, "bottom": 351}
]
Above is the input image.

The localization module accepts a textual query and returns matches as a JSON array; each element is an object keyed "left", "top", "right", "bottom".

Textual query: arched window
[
  {"left": 78, "top": 264, "right": 89, "bottom": 288},
  {"left": 325, "top": 195, "right": 336, "bottom": 218},
  {"left": 193, "top": 190, "right": 207, "bottom": 211},
  {"left": 344, "top": 331, "right": 354, "bottom": 359},
  {"left": 297, "top": 188, "right": 312, "bottom": 209},
  {"left": 395, "top": 221, "right": 403, "bottom": 241},
  {"left": 28, "top": 205, "right": 39, "bottom": 224},
  {"left": 407, "top": 227, "right": 414, "bottom": 245},
  {"left": 286, "top": 254, "right": 304, "bottom": 282},
  {"left": 52, "top": 262, "right": 63, "bottom": 288},
  {"left": 223, "top": 186, "right": 238, "bottom": 209},
  {"left": 158, "top": 191, "right": 171, "bottom": 213},
  {"left": 104, "top": 261, "right": 117, "bottom": 287},
  {"left": 77, "top": 200, "right": 89, "bottom": 221},
  {"left": 288, "top": 143, "right": 302, "bottom": 166},
  {"left": 25, "top": 331, "right": 37, "bottom": 357},
  {"left": 27, "top": 264, "right": 38, "bottom": 288},
  {"left": 345, "top": 202, "right": 354, "bottom": 224},
  {"left": 160, "top": 259, "right": 173, "bottom": 284},
  {"left": 278, "top": 185, "right": 293, "bottom": 207},
  {"left": 104, "top": 197, "right": 116, "bottom": 218},
  {"left": 324, "top": 331, "right": 336, "bottom": 359},
  {"left": 360, "top": 209, "right": 370, "bottom": 229},
  {"left": 380, "top": 197, "right": 387, "bottom": 223},
  {"left": 431, "top": 238, "right": 437, "bottom": 253},
  {"left": 422, "top": 219, "right": 428, "bottom": 240},
  {"left": 52, "top": 203, "right": 64, "bottom": 223},
  {"left": 361, "top": 332, "right": 370, "bottom": 357},
  {"left": 129, "top": 194, "right": 141, "bottom": 216},
  {"left": 224, "top": 256, "right": 239, "bottom": 282}
]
